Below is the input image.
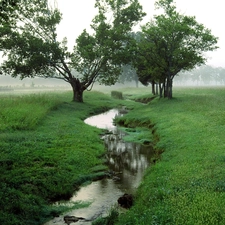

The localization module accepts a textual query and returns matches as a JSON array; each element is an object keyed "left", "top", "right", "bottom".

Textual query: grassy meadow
[
  {"left": 0, "top": 90, "right": 136, "bottom": 225},
  {"left": 1, "top": 86, "right": 225, "bottom": 225},
  {"left": 115, "top": 87, "right": 225, "bottom": 225}
]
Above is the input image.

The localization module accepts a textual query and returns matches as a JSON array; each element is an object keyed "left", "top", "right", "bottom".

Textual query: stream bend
[{"left": 44, "top": 109, "right": 154, "bottom": 225}]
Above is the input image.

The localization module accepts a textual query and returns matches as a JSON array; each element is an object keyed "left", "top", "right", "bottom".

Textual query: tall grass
[
  {"left": 2, "top": 87, "right": 225, "bottom": 225},
  {"left": 0, "top": 90, "right": 134, "bottom": 225},
  {"left": 0, "top": 92, "right": 67, "bottom": 131},
  {"left": 116, "top": 87, "right": 225, "bottom": 225}
]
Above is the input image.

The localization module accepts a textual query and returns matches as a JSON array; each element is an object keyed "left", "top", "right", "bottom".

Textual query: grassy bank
[
  {"left": 115, "top": 87, "right": 225, "bottom": 225},
  {"left": 0, "top": 90, "right": 140, "bottom": 225},
  {"left": 2, "top": 87, "right": 225, "bottom": 225}
]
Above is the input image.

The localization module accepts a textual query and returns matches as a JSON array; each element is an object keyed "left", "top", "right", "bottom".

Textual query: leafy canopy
[
  {"left": 135, "top": 0, "right": 218, "bottom": 97},
  {"left": 71, "top": 0, "right": 145, "bottom": 87},
  {"left": 0, "top": 0, "right": 145, "bottom": 101},
  {"left": 0, "top": 0, "right": 63, "bottom": 79}
]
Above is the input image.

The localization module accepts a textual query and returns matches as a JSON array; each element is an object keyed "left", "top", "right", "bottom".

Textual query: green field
[
  {"left": 1, "top": 87, "right": 225, "bottom": 225},
  {"left": 0, "top": 90, "right": 132, "bottom": 225},
  {"left": 115, "top": 87, "right": 225, "bottom": 225}
]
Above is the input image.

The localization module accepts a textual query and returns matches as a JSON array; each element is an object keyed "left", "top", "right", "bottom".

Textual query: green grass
[
  {"left": 0, "top": 93, "right": 63, "bottom": 131},
  {"left": 0, "top": 90, "right": 138, "bottom": 225},
  {"left": 115, "top": 87, "right": 225, "bottom": 225},
  {"left": 2, "top": 86, "right": 225, "bottom": 225}
]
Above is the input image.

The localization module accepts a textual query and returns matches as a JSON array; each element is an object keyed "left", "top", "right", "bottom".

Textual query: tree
[
  {"left": 175, "top": 65, "right": 225, "bottom": 86},
  {"left": 118, "top": 64, "right": 139, "bottom": 87},
  {"left": 0, "top": 0, "right": 145, "bottom": 102},
  {"left": 135, "top": 0, "right": 218, "bottom": 98},
  {"left": 0, "top": 0, "right": 20, "bottom": 23},
  {"left": 0, "top": 0, "right": 63, "bottom": 78},
  {"left": 0, "top": 0, "right": 20, "bottom": 53},
  {"left": 70, "top": 0, "right": 145, "bottom": 101}
]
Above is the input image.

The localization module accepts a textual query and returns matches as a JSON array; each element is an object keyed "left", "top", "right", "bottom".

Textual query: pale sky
[{"left": 56, "top": 0, "right": 225, "bottom": 67}]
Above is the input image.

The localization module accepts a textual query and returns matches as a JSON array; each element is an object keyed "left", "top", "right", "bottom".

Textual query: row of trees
[
  {"left": 132, "top": 1, "right": 218, "bottom": 98},
  {"left": 0, "top": 0, "right": 218, "bottom": 101},
  {"left": 118, "top": 64, "right": 225, "bottom": 87},
  {"left": 175, "top": 65, "right": 225, "bottom": 85}
]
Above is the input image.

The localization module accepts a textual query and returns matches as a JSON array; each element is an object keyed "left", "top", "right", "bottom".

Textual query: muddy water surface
[{"left": 44, "top": 109, "right": 154, "bottom": 225}]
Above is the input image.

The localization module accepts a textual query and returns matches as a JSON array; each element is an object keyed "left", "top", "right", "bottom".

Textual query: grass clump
[{"left": 116, "top": 87, "right": 225, "bottom": 225}]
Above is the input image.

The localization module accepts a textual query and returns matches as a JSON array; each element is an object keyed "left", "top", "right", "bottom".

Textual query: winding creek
[{"left": 44, "top": 109, "right": 154, "bottom": 225}]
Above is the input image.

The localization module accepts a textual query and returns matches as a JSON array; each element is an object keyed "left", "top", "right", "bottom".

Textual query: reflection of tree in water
[{"left": 103, "top": 131, "right": 154, "bottom": 176}]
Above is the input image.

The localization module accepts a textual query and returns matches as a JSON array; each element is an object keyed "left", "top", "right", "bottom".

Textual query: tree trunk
[
  {"left": 163, "top": 80, "right": 168, "bottom": 98},
  {"left": 69, "top": 78, "right": 85, "bottom": 102},
  {"left": 152, "top": 80, "right": 156, "bottom": 95},
  {"left": 167, "top": 78, "right": 173, "bottom": 99},
  {"left": 155, "top": 83, "right": 159, "bottom": 95},
  {"left": 135, "top": 77, "right": 139, "bottom": 88},
  {"left": 159, "top": 83, "right": 163, "bottom": 98}
]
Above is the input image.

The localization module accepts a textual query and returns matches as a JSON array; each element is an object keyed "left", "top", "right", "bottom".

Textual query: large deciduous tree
[
  {"left": 71, "top": 0, "right": 145, "bottom": 101},
  {"left": 0, "top": 0, "right": 145, "bottom": 102},
  {"left": 135, "top": 0, "right": 218, "bottom": 98}
]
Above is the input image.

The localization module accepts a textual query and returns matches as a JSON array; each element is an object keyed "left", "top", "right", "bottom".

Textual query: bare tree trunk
[
  {"left": 159, "top": 82, "right": 163, "bottom": 98},
  {"left": 164, "top": 79, "right": 168, "bottom": 98},
  {"left": 167, "top": 78, "right": 173, "bottom": 99},
  {"left": 152, "top": 80, "right": 156, "bottom": 95},
  {"left": 135, "top": 77, "right": 139, "bottom": 88},
  {"left": 156, "top": 83, "right": 159, "bottom": 95},
  {"left": 70, "top": 78, "right": 85, "bottom": 102}
]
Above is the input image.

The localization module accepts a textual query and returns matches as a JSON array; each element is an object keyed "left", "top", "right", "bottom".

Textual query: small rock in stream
[
  {"left": 63, "top": 215, "right": 86, "bottom": 224},
  {"left": 117, "top": 193, "right": 133, "bottom": 209}
]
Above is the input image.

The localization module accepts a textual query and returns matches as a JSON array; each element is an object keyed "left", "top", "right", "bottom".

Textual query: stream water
[{"left": 44, "top": 109, "right": 154, "bottom": 225}]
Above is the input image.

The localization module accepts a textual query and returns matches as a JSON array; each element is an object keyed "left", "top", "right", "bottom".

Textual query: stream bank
[{"left": 44, "top": 108, "right": 155, "bottom": 225}]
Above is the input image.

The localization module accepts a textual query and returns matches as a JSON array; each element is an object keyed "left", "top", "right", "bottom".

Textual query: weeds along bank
[
  {"left": 116, "top": 87, "right": 225, "bottom": 225},
  {"left": 0, "top": 90, "right": 140, "bottom": 225}
]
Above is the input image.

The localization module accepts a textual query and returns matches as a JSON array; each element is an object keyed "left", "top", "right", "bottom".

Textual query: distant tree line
[
  {"left": 175, "top": 65, "right": 225, "bottom": 85},
  {"left": 119, "top": 64, "right": 225, "bottom": 87}
]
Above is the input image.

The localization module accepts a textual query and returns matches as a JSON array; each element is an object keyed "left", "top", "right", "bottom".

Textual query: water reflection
[
  {"left": 44, "top": 109, "right": 154, "bottom": 225},
  {"left": 84, "top": 109, "right": 118, "bottom": 132}
]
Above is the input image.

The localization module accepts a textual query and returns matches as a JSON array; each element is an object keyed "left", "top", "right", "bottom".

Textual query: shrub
[{"left": 111, "top": 91, "right": 123, "bottom": 99}]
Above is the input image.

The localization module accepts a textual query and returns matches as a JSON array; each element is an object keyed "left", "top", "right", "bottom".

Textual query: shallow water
[{"left": 44, "top": 109, "right": 154, "bottom": 225}]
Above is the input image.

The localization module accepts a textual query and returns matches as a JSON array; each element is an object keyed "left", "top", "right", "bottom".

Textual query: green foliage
[
  {"left": 72, "top": 0, "right": 145, "bottom": 86},
  {"left": 111, "top": 91, "right": 123, "bottom": 99},
  {"left": 134, "top": 0, "right": 218, "bottom": 98},
  {"left": 116, "top": 87, "right": 225, "bottom": 225},
  {"left": 0, "top": 0, "right": 62, "bottom": 78},
  {"left": 0, "top": 0, "right": 145, "bottom": 102},
  {"left": 0, "top": 0, "right": 19, "bottom": 24}
]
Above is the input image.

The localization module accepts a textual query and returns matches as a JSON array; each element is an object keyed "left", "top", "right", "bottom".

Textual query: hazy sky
[{"left": 56, "top": 0, "right": 225, "bottom": 67}]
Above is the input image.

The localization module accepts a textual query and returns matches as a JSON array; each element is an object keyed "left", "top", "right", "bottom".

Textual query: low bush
[{"left": 111, "top": 91, "right": 123, "bottom": 99}]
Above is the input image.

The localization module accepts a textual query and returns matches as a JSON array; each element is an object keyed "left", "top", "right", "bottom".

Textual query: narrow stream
[{"left": 44, "top": 109, "right": 154, "bottom": 225}]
